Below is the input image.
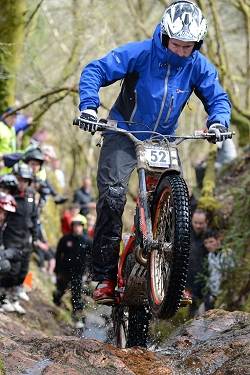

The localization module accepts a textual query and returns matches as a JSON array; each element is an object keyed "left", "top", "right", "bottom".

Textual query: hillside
[
  {"left": 0, "top": 150, "right": 250, "bottom": 374},
  {"left": 213, "top": 149, "right": 250, "bottom": 312}
]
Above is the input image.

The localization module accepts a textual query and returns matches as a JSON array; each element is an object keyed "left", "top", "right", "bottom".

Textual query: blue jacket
[{"left": 79, "top": 24, "right": 231, "bottom": 141}]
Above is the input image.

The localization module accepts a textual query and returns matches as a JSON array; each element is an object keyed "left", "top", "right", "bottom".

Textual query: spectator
[
  {"left": 202, "top": 228, "right": 234, "bottom": 311},
  {"left": 0, "top": 163, "right": 38, "bottom": 314},
  {"left": 195, "top": 138, "right": 237, "bottom": 189},
  {"left": 0, "top": 107, "right": 18, "bottom": 174},
  {"left": 34, "top": 225, "right": 56, "bottom": 284},
  {"left": 187, "top": 183, "right": 198, "bottom": 216},
  {"left": 30, "top": 128, "right": 48, "bottom": 146},
  {"left": 0, "top": 146, "right": 68, "bottom": 207},
  {"left": 14, "top": 99, "right": 34, "bottom": 135},
  {"left": 53, "top": 214, "right": 92, "bottom": 328},
  {"left": 0, "top": 193, "right": 17, "bottom": 282},
  {"left": 185, "top": 209, "right": 209, "bottom": 318},
  {"left": 0, "top": 174, "right": 19, "bottom": 194},
  {"left": 14, "top": 113, "right": 33, "bottom": 135},
  {"left": 22, "top": 145, "right": 68, "bottom": 207},
  {"left": 40, "top": 146, "right": 68, "bottom": 205},
  {"left": 51, "top": 158, "right": 65, "bottom": 188},
  {"left": 61, "top": 203, "right": 81, "bottom": 235},
  {"left": 0, "top": 178, "right": 20, "bottom": 311},
  {"left": 41, "top": 145, "right": 56, "bottom": 167},
  {"left": 86, "top": 213, "right": 96, "bottom": 239},
  {"left": 73, "top": 177, "right": 96, "bottom": 216}
]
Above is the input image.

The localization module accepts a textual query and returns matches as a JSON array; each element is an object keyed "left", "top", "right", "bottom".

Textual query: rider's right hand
[
  {"left": 208, "top": 123, "right": 228, "bottom": 143},
  {"left": 79, "top": 109, "right": 98, "bottom": 134}
]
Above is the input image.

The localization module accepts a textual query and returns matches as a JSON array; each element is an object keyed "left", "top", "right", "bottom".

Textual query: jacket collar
[{"left": 153, "top": 23, "right": 195, "bottom": 68}]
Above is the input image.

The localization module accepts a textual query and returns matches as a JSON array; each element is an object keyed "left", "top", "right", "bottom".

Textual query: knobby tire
[
  {"left": 113, "top": 305, "right": 150, "bottom": 348},
  {"left": 148, "top": 175, "right": 190, "bottom": 319},
  {"left": 113, "top": 252, "right": 150, "bottom": 348}
]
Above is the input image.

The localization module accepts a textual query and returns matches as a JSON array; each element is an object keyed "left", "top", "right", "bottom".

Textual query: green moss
[
  {"left": 231, "top": 108, "right": 250, "bottom": 148},
  {"left": 149, "top": 306, "right": 192, "bottom": 347},
  {"left": 0, "top": 359, "right": 6, "bottom": 375},
  {"left": 214, "top": 155, "right": 250, "bottom": 311}
]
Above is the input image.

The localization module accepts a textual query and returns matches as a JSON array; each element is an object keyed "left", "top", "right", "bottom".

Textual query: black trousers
[
  {"left": 92, "top": 133, "right": 137, "bottom": 281},
  {"left": 54, "top": 268, "right": 85, "bottom": 312},
  {"left": 0, "top": 247, "right": 30, "bottom": 287}
]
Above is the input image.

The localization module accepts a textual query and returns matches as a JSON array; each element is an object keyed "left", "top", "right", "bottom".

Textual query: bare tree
[
  {"left": 0, "top": 0, "right": 27, "bottom": 109},
  {"left": 0, "top": 0, "right": 249, "bottom": 187}
]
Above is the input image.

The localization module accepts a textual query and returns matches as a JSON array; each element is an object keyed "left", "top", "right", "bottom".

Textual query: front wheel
[{"left": 147, "top": 175, "right": 190, "bottom": 319}]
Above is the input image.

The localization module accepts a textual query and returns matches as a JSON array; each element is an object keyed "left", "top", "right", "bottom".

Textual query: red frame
[{"left": 116, "top": 175, "right": 158, "bottom": 304}]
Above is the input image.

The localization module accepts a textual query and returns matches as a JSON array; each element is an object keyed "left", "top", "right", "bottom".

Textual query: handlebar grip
[
  {"left": 73, "top": 118, "right": 80, "bottom": 126},
  {"left": 72, "top": 118, "right": 105, "bottom": 131}
]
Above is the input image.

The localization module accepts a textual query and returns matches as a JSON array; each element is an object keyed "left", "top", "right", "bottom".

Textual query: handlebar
[{"left": 72, "top": 118, "right": 235, "bottom": 144}]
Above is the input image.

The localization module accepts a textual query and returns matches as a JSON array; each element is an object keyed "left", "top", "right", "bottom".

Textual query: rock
[
  {"left": 158, "top": 309, "right": 250, "bottom": 374},
  {"left": 1, "top": 309, "right": 250, "bottom": 374}
]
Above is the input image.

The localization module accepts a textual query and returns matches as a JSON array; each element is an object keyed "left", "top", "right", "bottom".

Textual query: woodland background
[
  {"left": 0, "top": 0, "right": 250, "bottom": 312},
  {"left": 0, "top": 0, "right": 249, "bottom": 187}
]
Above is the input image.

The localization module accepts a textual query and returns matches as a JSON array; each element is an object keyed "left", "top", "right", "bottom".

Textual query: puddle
[{"left": 21, "top": 359, "right": 54, "bottom": 375}]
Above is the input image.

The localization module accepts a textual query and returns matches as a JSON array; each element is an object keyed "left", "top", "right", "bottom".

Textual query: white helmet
[{"left": 161, "top": 1, "right": 207, "bottom": 49}]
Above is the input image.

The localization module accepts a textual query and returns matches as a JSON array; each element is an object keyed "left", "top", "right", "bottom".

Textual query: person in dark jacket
[
  {"left": 0, "top": 192, "right": 17, "bottom": 276},
  {"left": 0, "top": 163, "right": 38, "bottom": 314},
  {"left": 185, "top": 209, "right": 209, "bottom": 317},
  {"left": 0, "top": 146, "right": 68, "bottom": 210},
  {"left": 53, "top": 214, "right": 92, "bottom": 328},
  {"left": 73, "top": 177, "right": 96, "bottom": 216},
  {"left": 77, "top": 1, "right": 232, "bottom": 304}
]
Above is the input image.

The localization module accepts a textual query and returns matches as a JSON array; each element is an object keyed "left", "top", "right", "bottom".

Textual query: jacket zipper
[
  {"left": 129, "top": 89, "right": 138, "bottom": 123},
  {"left": 152, "top": 64, "right": 171, "bottom": 137},
  {"left": 164, "top": 95, "right": 174, "bottom": 123}
]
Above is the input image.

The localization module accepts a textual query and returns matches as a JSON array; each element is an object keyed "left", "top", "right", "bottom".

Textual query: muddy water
[{"left": 82, "top": 304, "right": 113, "bottom": 343}]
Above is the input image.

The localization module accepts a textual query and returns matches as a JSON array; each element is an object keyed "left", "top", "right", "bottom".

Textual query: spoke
[{"left": 151, "top": 188, "right": 174, "bottom": 303}]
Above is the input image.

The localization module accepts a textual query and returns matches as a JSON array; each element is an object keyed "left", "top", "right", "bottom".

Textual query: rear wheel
[
  {"left": 112, "top": 305, "right": 128, "bottom": 348},
  {"left": 147, "top": 175, "right": 190, "bottom": 319},
  {"left": 112, "top": 305, "right": 150, "bottom": 348},
  {"left": 113, "top": 250, "right": 150, "bottom": 348}
]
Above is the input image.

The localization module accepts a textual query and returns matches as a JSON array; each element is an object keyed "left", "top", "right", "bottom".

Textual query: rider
[{"left": 77, "top": 1, "right": 231, "bottom": 304}]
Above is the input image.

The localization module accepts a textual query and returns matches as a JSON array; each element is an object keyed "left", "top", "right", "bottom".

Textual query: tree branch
[{"left": 126, "top": 0, "right": 152, "bottom": 39}]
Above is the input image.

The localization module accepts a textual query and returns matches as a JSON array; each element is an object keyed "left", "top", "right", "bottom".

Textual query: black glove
[
  {"left": 208, "top": 124, "right": 228, "bottom": 143},
  {"left": 0, "top": 248, "right": 22, "bottom": 261},
  {"left": 54, "top": 195, "right": 69, "bottom": 205},
  {"left": 0, "top": 259, "right": 11, "bottom": 275},
  {"left": 79, "top": 109, "right": 98, "bottom": 134}
]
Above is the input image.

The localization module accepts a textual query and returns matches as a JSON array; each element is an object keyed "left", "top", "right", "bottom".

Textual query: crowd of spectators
[
  {"left": 0, "top": 106, "right": 96, "bottom": 327},
  {"left": 184, "top": 207, "right": 235, "bottom": 318}
]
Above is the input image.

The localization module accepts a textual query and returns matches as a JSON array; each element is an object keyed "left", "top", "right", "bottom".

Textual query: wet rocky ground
[{"left": 1, "top": 277, "right": 250, "bottom": 375}]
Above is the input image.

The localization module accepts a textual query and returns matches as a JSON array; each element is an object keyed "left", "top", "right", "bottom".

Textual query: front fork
[
  {"left": 116, "top": 169, "right": 156, "bottom": 302},
  {"left": 137, "top": 169, "right": 154, "bottom": 247}
]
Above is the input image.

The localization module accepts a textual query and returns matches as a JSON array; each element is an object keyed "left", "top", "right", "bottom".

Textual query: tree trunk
[{"left": 0, "top": 0, "right": 27, "bottom": 111}]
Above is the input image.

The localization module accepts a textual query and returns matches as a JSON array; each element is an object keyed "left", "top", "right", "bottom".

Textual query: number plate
[{"left": 145, "top": 147, "right": 177, "bottom": 167}]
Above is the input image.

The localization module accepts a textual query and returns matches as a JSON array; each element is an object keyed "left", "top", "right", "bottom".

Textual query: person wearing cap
[
  {"left": 0, "top": 107, "right": 18, "bottom": 174},
  {"left": 0, "top": 145, "right": 68, "bottom": 209},
  {"left": 53, "top": 214, "right": 92, "bottom": 328},
  {"left": 0, "top": 174, "right": 19, "bottom": 195},
  {"left": 77, "top": 1, "right": 231, "bottom": 304}
]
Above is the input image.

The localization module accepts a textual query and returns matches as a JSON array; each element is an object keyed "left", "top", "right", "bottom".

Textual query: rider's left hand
[{"left": 208, "top": 123, "right": 228, "bottom": 143}]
